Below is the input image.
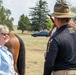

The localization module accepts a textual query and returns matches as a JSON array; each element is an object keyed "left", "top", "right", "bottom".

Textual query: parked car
[{"left": 31, "top": 31, "right": 49, "bottom": 37}]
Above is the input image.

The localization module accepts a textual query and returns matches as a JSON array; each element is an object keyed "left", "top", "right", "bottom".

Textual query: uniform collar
[
  {"left": 51, "top": 24, "right": 71, "bottom": 38},
  {"left": 57, "top": 24, "right": 71, "bottom": 31}
]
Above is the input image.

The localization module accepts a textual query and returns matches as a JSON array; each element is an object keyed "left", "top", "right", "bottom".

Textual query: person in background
[
  {"left": 0, "top": 25, "right": 18, "bottom": 75},
  {"left": 43, "top": 1, "right": 76, "bottom": 75}
]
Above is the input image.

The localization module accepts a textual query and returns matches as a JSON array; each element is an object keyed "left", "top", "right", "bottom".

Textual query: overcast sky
[{"left": 3, "top": 0, "right": 76, "bottom": 25}]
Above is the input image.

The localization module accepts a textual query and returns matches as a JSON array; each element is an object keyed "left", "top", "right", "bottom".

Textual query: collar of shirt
[
  {"left": 0, "top": 45, "right": 8, "bottom": 52},
  {"left": 0, "top": 45, "right": 13, "bottom": 59}
]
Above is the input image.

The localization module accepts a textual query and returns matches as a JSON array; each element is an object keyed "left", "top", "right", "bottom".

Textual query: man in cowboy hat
[{"left": 43, "top": 1, "right": 76, "bottom": 75}]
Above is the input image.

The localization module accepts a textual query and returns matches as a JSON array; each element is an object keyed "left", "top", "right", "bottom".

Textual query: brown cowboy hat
[{"left": 50, "top": 3, "right": 76, "bottom": 18}]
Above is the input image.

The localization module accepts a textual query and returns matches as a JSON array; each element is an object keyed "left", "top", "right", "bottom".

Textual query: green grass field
[{"left": 11, "top": 28, "right": 49, "bottom": 75}]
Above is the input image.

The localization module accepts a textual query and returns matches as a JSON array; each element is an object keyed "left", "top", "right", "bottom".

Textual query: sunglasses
[{"left": 1, "top": 33, "right": 9, "bottom": 36}]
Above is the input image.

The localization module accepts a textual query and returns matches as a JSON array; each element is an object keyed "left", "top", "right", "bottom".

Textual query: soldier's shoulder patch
[{"left": 68, "top": 28, "right": 75, "bottom": 33}]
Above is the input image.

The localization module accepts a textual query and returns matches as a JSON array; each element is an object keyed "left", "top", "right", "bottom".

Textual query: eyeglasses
[{"left": 1, "top": 33, "right": 9, "bottom": 36}]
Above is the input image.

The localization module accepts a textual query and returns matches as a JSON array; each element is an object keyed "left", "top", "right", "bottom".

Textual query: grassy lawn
[{"left": 12, "top": 29, "right": 49, "bottom": 75}]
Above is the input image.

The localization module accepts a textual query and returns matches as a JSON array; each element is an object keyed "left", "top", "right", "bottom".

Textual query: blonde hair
[{"left": 0, "top": 25, "right": 9, "bottom": 33}]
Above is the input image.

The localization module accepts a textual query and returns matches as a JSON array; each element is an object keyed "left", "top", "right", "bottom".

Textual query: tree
[
  {"left": 0, "top": 0, "right": 2, "bottom": 7},
  {"left": 29, "top": 0, "right": 49, "bottom": 31},
  {"left": 70, "top": 6, "right": 76, "bottom": 23},
  {"left": 5, "top": 9, "right": 14, "bottom": 31},
  {"left": 17, "top": 14, "right": 30, "bottom": 33},
  {"left": 24, "top": 16, "right": 31, "bottom": 30},
  {"left": 56, "top": 0, "right": 67, "bottom": 3},
  {"left": 45, "top": 18, "right": 53, "bottom": 30},
  {"left": 0, "top": 0, "right": 14, "bottom": 31}
]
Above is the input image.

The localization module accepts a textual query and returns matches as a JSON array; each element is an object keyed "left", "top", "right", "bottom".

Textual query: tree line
[
  {"left": 0, "top": 0, "right": 76, "bottom": 33},
  {"left": 18, "top": 0, "right": 54, "bottom": 33}
]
